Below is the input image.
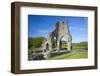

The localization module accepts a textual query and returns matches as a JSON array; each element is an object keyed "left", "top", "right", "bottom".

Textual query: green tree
[{"left": 28, "top": 37, "right": 45, "bottom": 50}]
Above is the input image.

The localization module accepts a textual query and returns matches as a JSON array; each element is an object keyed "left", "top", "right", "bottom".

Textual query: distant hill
[
  {"left": 72, "top": 41, "right": 88, "bottom": 46},
  {"left": 28, "top": 37, "right": 46, "bottom": 49},
  {"left": 61, "top": 40, "right": 88, "bottom": 50},
  {"left": 72, "top": 41, "right": 88, "bottom": 50}
]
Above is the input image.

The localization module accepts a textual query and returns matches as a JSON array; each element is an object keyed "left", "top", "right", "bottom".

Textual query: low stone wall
[{"left": 28, "top": 49, "right": 87, "bottom": 61}]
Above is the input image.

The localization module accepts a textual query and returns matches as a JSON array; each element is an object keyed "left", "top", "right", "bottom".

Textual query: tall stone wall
[{"left": 42, "top": 21, "right": 72, "bottom": 51}]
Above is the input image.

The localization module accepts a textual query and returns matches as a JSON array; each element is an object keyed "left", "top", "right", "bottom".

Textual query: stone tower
[
  {"left": 42, "top": 21, "right": 72, "bottom": 51},
  {"left": 55, "top": 21, "right": 72, "bottom": 50}
]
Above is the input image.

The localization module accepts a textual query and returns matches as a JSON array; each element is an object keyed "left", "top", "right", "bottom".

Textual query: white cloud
[
  {"left": 69, "top": 27, "right": 87, "bottom": 31},
  {"left": 37, "top": 29, "right": 50, "bottom": 34}
]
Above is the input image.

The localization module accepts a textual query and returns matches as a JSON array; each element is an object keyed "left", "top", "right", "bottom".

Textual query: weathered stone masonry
[{"left": 42, "top": 21, "right": 72, "bottom": 52}]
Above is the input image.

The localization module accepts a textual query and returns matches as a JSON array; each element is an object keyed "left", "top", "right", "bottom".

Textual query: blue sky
[{"left": 28, "top": 15, "right": 88, "bottom": 43}]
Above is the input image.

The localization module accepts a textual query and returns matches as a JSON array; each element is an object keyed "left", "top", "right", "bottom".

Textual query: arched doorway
[
  {"left": 52, "top": 36, "right": 57, "bottom": 49},
  {"left": 60, "top": 36, "right": 67, "bottom": 50},
  {"left": 46, "top": 43, "right": 49, "bottom": 50}
]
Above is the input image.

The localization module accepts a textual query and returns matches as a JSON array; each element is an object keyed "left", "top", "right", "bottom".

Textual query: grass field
[
  {"left": 48, "top": 53, "right": 88, "bottom": 60},
  {"left": 62, "top": 43, "right": 88, "bottom": 50}
]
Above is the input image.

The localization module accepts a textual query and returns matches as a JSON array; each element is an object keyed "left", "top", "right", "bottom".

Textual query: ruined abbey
[{"left": 42, "top": 21, "right": 72, "bottom": 52}]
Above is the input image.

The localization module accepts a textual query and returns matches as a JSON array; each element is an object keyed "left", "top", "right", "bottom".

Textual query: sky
[{"left": 28, "top": 15, "right": 88, "bottom": 43}]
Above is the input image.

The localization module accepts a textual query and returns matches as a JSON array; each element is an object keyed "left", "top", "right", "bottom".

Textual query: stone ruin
[{"left": 41, "top": 21, "right": 72, "bottom": 59}]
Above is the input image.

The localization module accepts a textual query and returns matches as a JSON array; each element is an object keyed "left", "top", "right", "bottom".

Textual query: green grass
[
  {"left": 48, "top": 53, "right": 88, "bottom": 60},
  {"left": 61, "top": 43, "right": 87, "bottom": 50}
]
